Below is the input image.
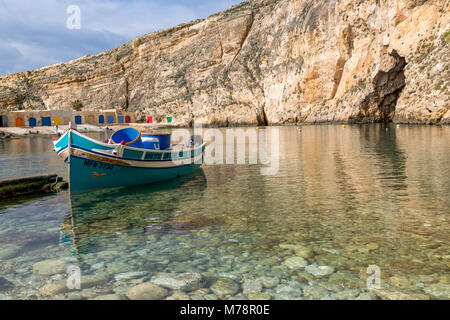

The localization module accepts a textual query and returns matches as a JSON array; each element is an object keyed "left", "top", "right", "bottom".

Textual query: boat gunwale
[
  {"left": 55, "top": 129, "right": 206, "bottom": 155},
  {"left": 72, "top": 145, "right": 205, "bottom": 163}
]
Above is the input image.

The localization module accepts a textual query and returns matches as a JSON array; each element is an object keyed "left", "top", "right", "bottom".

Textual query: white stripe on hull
[{"left": 71, "top": 147, "right": 204, "bottom": 168}]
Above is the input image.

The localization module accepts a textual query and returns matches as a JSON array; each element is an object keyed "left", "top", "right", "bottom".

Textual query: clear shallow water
[
  {"left": 0, "top": 124, "right": 449, "bottom": 300},
  {"left": 0, "top": 136, "right": 67, "bottom": 179}
]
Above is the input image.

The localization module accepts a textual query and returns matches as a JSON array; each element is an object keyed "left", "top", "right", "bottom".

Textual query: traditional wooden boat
[{"left": 52, "top": 127, "right": 206, "bottom": 192}]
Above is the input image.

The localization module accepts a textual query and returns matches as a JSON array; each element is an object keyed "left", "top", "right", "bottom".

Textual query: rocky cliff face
[{"left": 0, "top": 0, "right": 449, "bottom": 125}]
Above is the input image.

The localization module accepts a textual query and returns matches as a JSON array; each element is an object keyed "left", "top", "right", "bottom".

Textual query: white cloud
[{"left": 0, "top": 0, "right": 243, "bottom": 76}]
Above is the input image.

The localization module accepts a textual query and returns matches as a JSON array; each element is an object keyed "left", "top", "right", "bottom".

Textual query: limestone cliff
[{"left": 0, "top": 0, "right": 449, "bottom": 125}]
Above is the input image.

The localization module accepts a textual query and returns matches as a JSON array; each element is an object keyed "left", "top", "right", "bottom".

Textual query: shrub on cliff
[{"left": 72, "top": 99, "right": 83, "bottom": 111}]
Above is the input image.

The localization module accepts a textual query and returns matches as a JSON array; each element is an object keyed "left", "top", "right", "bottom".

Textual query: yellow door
[{"left": 52, "top": 117, "right": 62, "bottom": 125}]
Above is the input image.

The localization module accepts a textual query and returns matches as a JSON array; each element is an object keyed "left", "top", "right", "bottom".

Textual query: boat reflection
[{"left": 62, "top": 168, "right": 207, "bottom": 255}]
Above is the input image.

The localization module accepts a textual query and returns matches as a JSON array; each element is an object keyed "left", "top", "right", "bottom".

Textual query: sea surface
[{"left": 0, "top": 124, "right": 449, "bottom": 300}]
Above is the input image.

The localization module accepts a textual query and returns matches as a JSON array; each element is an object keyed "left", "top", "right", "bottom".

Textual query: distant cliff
[{"left": 0, "top": 0, "right": 449, "bottom": 125}]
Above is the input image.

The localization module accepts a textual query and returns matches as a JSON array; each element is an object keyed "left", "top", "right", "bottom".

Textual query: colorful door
[
  {"left": 75, "top": 115, "right": 82, "bottom": 124},
  {"left": 107, "top": 115, "right": 114, "bottom": 124},
  {"left": 118, "top": 114, "right": 124, "bottom": 123},
  {"left": 52, "top": 117, "right": 61, "bottom": 125},
  {"left": 29, "top": 118, "right": 36, "bottom": 127},
  {"left": 167, "top": 117, "right": 173, "bottom": 123},
  {"left": 99, "top": 115, "right": 105, "bottom": 124},
  {"left": 42, "top": 117, "right": 51, "bottom": 126},
  {"left": 147, "top": 116, "right": 153, "bottom": 123},
  {"left": 15, "top": 118, "right": 24, "bottom": 127},
  {"left": 125, "top": 115, "right": 131, "bottom": 123},
  {"left": 0, "top": 116, "right": 7, "bottom": 127}
]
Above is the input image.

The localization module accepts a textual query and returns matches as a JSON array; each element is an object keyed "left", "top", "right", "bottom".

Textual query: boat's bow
[{"left": 53, "top": 130, "right": 71, "bottom": 162}]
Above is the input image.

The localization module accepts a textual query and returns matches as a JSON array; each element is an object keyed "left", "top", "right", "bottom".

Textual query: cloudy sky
[{"left": 0, "top": 0, "right": 242, "bottom": 76}]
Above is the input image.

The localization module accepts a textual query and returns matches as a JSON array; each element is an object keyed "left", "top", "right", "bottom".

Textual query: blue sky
[{"left": 0, "top": 0, "right": 243, "bottom": 76}]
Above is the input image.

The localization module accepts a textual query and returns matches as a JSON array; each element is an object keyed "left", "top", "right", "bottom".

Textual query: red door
[{"left": 147, "top": 116, "right": 153, "bottom": 123}]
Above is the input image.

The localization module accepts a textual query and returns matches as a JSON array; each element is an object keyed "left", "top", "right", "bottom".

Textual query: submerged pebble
[
  {"left": 303, "top": 285, "right": 329, "bottom": 300},
  {"left": 32, "top": 258, "right": 70, "bottom": 276},
  {"left": 151, "top": 272, "right": 204, "bottom": 292},
  {"left": 305, "top": 264, "right": 335, "bottom": 278},
  {"left": 126, "top": 282, "right": 168, "bottom": 300},
  {"left": 210, "top": 278, "right": 240, "bottom": 297},
  {"left": 242, "top": 280, "right": 263, "bottom": 295},
  {"left": 283, "top": 256, "right": 307, "bottom": 270},
  {"left": 423, "top": 283, "right": 450, "bottom": 299},
  {"left": 0, "top": 276, "right": 14, "bottom": 291}
]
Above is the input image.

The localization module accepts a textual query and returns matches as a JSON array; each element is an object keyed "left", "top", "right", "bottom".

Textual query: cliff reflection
[{"left": 198, "top": 125, "right": 449, "bottom": 251}]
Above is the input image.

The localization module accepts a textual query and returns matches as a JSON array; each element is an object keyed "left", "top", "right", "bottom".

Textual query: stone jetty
[{"left": 0, "top": 174, "right": 68, "bottom": 200}]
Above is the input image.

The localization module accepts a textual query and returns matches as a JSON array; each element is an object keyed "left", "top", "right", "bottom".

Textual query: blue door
[
  {"left": 107, "top": 115, "right": 114, "bottom": 124},
  {"left": 75, "top": 116, "right": 82, "bottom": 124},
  {"left": 29, "top": 118, "right": 36, "bottom": 127},
  {"left": 99, "top": 115, "right": 104, "bottom": 124},
  {"left": 42, "top": 117, "right": 51, "bottom": 126},
  {"left": 118, "top": 114, "right": 124, "bottom": 123}
]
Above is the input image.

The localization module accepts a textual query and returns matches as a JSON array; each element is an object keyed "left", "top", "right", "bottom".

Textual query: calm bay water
[{"left": 0, "top": 124, "right": 449, "bottom": 300}]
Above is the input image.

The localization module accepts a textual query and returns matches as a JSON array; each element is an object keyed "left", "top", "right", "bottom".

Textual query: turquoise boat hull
[
  {"left": 53, "top": 129, "right": 205, "bottom": 192},
  {"left": 69, "top": 154, "right": 202, "bottom": 192}
]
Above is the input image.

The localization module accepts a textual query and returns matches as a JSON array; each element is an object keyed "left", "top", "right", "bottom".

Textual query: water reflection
[
  {"left": 0, "top": 136, "right": 67, "bottom": 179},
  {"left": 360, "top": 124, "right": 408, "bottom": 192},
  {"left": 0, "top": 125, "right": 449, "bottom": 300},
  {"left": 64, "top": 169, "right": 207, "bottom": 255}
]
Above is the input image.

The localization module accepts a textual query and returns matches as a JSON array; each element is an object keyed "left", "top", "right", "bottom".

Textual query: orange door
[{"left": 15, "top": 118, "right": 24, "bottom": 127}]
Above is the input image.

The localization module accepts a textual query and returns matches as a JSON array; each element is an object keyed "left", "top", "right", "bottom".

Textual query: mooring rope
[{"left": 50, "top": 175, "right": 60, "bottom": 192}]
